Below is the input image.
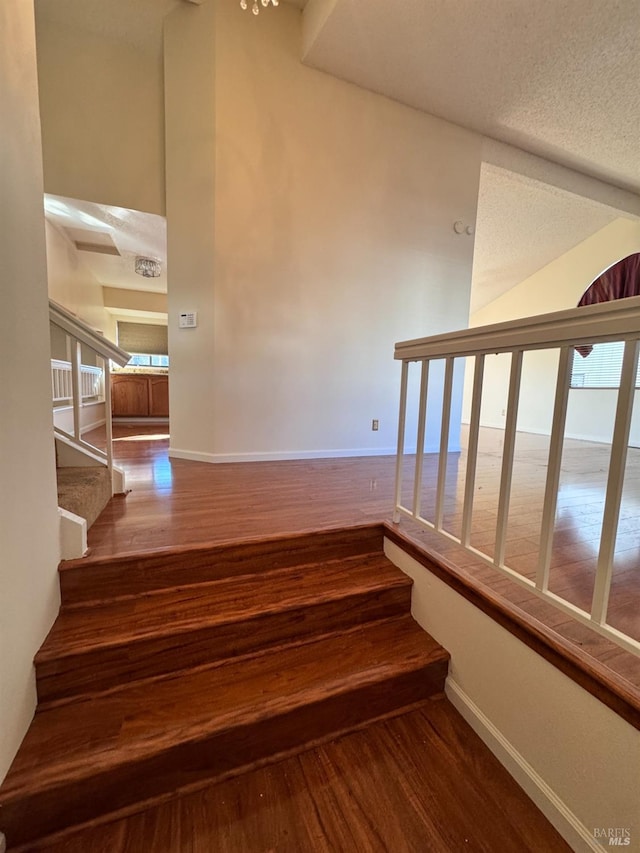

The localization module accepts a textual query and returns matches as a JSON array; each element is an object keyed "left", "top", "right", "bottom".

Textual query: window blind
[
  {"left": 570, "top": 342, "right": 640, "bottom": 389},
  {"left": 117, "top": 322, "right": 168, "bottom": 356}
]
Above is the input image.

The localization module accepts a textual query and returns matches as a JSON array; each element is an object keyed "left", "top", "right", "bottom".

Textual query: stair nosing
[
  {"left": 4, "top": 617, "right": 447, "bottom": 801},
  {"left": 37, "top": 557, "right": 411, "bottom": 662},
  {"left": 37, "top": 613, "right": 420, "bottom": 710},
  {"left": 59, "top": 549, "right": 399, "bottom": 609}
]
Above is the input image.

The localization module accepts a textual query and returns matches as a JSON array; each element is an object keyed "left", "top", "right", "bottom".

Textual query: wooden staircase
[{"left": 0, "top": 525, "right": 449, "bottom": 850}]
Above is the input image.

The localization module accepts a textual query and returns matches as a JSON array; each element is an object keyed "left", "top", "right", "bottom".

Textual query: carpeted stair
[{"left": 56, "top": 466, "right": 111, "bottom": 529}]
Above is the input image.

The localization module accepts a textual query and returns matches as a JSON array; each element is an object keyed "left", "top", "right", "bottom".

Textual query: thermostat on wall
[{"left": 179, "top": 311, "right": 197, "bottom": 328}]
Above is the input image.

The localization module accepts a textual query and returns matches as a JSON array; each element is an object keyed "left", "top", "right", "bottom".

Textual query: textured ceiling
[
  {"left": 304, "top": 0, "right": 640, "bottom": 194},
  {"left": 37, "top": 0, "right": 638, "bottom": 315},
  {"left": 44, "top": 195, "right": 167, "bottom": 294},
  {"left": 470, "top": 165, "right": 618, "bottom": 313}
]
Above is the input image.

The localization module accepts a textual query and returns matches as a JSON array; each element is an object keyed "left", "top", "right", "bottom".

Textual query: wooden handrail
[
  {"left": 49, "top": 300, "right": 130, "bottom": 366},
  {"left": 395, "top": 294, "right": 640, "bottom": 361}
]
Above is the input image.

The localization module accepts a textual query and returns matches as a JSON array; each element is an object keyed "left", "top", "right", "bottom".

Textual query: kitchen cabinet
[
  {"left": 111, "top": 374, "right": 169, "bottom": 417},
  {"left": 149, "top": 375, "right": 169, "bottom": 417}
]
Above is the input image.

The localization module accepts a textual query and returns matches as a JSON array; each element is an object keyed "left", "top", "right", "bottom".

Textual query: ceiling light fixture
[
  {"left": 135, "top": 257, "right": 161, "bottom": 278},
  {"left": 240, "top": 0, "right": 278, "bottom": 16}
]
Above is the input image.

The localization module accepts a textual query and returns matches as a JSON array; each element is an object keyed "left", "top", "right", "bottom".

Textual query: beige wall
[
  {"left": 46, "top": 220, "right": 115, "bottom": 339},
  {"left": 165, "top": 0, "right": 482, "bottom": 462},
  {"left": 35, "top": 17, "right": 165, "bottom": 216},
  {"left": 164, "top": 2, "right": 217, "bottom": 450},
  {"left": 102, "top": 287, "right": 168, "bottom": 317},
  {"left": 0, "top": 0, "right": 61, "bottom": 783},
  {"left": 464, "top": 218, "right": 640, "bottom": 442},
  {"left": 386, "top": 540, "right": 640, "bottom": 852}
]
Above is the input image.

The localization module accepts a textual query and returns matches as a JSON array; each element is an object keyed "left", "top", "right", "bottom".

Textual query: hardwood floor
[
  {"left": 3, "top": 527, "right": 453, "bottom": 849},
  {"left": 5, "top": 423, "right": 617, "bottom": 849},
  {"left": 85, "top": 425, "right": 395, "bottom": 556},
  {"left": 26, "top": 698, "right": 570, "bottom": 853},
  {"left": 83, "top": 423, "right": 640, "bottom": 702}
]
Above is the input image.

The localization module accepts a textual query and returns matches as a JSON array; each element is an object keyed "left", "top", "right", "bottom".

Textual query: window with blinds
[
  {"left": 570, "top": 342, "right": 640, "bottom": 388},
  {"left": 117, "top": 322, "right": 169, "bottom": 367},
  {"left": 117, "top": 322, "right": 168, "bottom": 356}
]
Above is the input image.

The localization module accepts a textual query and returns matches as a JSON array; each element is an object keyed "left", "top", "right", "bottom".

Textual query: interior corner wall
[
  {"left": 45, "top": 220, "right": 115, "bottom": 340},
  {"left": 34, "top": 16, "right": 165, "bottom": 216},
  {"left": 165, "top": 0, "right": 482, "bottom": 462},
  {"left": 164, "top": 2, "right": 218, "bottom": 455},
  {"left": 386, "top": 540, "right": 640, "bottom": 852},
  {"left": 0, "top": 0, "right": 61, "bottom": 783},
  {"left": 463, "top": 218, "right": 640, "bottom": 442}
]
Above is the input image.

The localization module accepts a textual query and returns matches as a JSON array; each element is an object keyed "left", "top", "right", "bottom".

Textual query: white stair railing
[
  {"left": 49, "top": 300, "right": 130, "bottom": 493},
  {"left": 393, "top": 295, "right": 640, "bottom": 657},
  {"left": 51, "top": 359, "right": 104, "bottom": 405}
]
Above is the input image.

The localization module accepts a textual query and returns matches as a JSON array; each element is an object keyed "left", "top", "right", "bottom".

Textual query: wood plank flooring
[
  {"left": 9, "top": 423, "right": 606, "bottom": 850},
  {"left": 1, "top": 529, "right": 451, "bottom": 848},
  {"left": 82, "top": 424, "right": 640, "bottom": 702},
  {"left": 40, "top": 550, "right": 412, "bottom": 704},
  {"left": 24, "top": 698, "right": 570, "bottom": 853}
]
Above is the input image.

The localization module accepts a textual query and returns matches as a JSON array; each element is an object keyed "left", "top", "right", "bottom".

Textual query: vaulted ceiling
[
  {"left": 38, "top": 0, "right": 640, "bottom": 308},
  {"left": 303, "top": 0, "right": 640, "bottom": 194}
]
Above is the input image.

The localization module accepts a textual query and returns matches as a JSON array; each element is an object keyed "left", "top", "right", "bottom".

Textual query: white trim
[
  {"left": 169, "top": 446, "right": 399, "bottom": 463},
  {"left": 460, "top": 420, "right": 619, "bottom": 446},
  {"left": 58, "top": 507, "right": 87, "bottom": 560},
  {"left": 79, "top": 415, "right": 106, "bottom": 433},
  {"left": 54, "top": 432, "right": 108, "bottom": 468},
  {"left": 49, "top": 299, "right": 130, "bottom": 366},
  {"left": 112, "top": 465, "right": 127, "bottom": 495},
  {"left": 53, "top": 402, "right": 106, "bottom": 435},
  {"left": 445, "top": 678, "right": 604, "bottom": 853},
  {"left": 384, "top": 537, "right": 637, "bottom": 853},
  {"left": 54, "top": 411, "right": 106, "bottom": 433}
]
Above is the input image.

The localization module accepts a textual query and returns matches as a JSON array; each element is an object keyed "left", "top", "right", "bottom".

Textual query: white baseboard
[
  {"left": 168, "top": 442, "right": 463, "bottom": 464},
  {"left": 81, "top": 416, "right": 106, "bottom": 433},
  {"left": 168, "top": 446, "right": 399, "bottom": 463},
  {"left": 445, "top": 678, "right": 604, "bottom": 853},
  {"left": 460, "top": 420, "right": 616, "bottom": 447}
]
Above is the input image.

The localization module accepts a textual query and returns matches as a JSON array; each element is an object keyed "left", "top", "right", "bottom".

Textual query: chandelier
[
  {"left": 135, "top": 257, "right": 161, "bottom": 278},
  {"left": 240, "top": 0, "right": 278, "bottom": 15}
]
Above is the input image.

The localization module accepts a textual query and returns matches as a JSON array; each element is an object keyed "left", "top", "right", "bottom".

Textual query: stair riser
[
  {"left": 4, "top": 662, "right": 448, "bottom": 847},
  {"left": 60, "top": 527, "right": 384, "bottom": 606},
  {"left": 36, "top": 587, "right": 412, "bottom": 705}
]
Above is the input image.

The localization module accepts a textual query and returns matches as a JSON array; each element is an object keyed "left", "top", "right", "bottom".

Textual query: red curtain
[{"left": 575, "top": 253, "right": 640, "bottom": 357}]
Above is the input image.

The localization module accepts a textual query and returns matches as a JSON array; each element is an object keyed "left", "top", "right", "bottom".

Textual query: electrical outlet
[{"left": 372, "top": 419, "right": 379, "bottom": 431}]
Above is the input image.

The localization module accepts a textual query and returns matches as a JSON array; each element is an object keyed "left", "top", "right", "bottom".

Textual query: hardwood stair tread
[
  {"left": 58, "top": 525, "right": 385, "bottom": 605},
  {"left": 2, "top": 615, "right": 447, "bottom": 802},
  {"left": 38, "top": 554, "right": 409, "bottom": 661}
]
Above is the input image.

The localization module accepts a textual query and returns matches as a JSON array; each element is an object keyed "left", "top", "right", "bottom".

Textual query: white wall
[
  {"left": 53, "top": 403, "right": 106, "bottom": 435},
  {"left": 35, "top": 16, "right": 165, "bottom": 216},
  {"left": 0, "top": 0, "right": 61, "bottom": 782},
  {"left": 464, "top": 218, "right": 640, "bottom": 443},
  {"left": 165, "top": 0, "right": 482, "bottom": 463},
  {"left": 45, "top": 220, "right": 114, "bottom": 339},
  {"left": 386, "top": 540, "right": 640, "bottom": 853}
]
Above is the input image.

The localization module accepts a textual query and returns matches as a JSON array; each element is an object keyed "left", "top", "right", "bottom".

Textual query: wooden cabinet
[
  {"left": 111, "top": 374, "right": 169, "bottom": 418},
  {"left": 149, "top": 375, "right": 169, "bottom": 417}
]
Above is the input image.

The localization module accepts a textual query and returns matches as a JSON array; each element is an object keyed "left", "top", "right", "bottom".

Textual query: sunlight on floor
[{"left": 112, "top": 434, "right": 170, "bottom": 442}]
